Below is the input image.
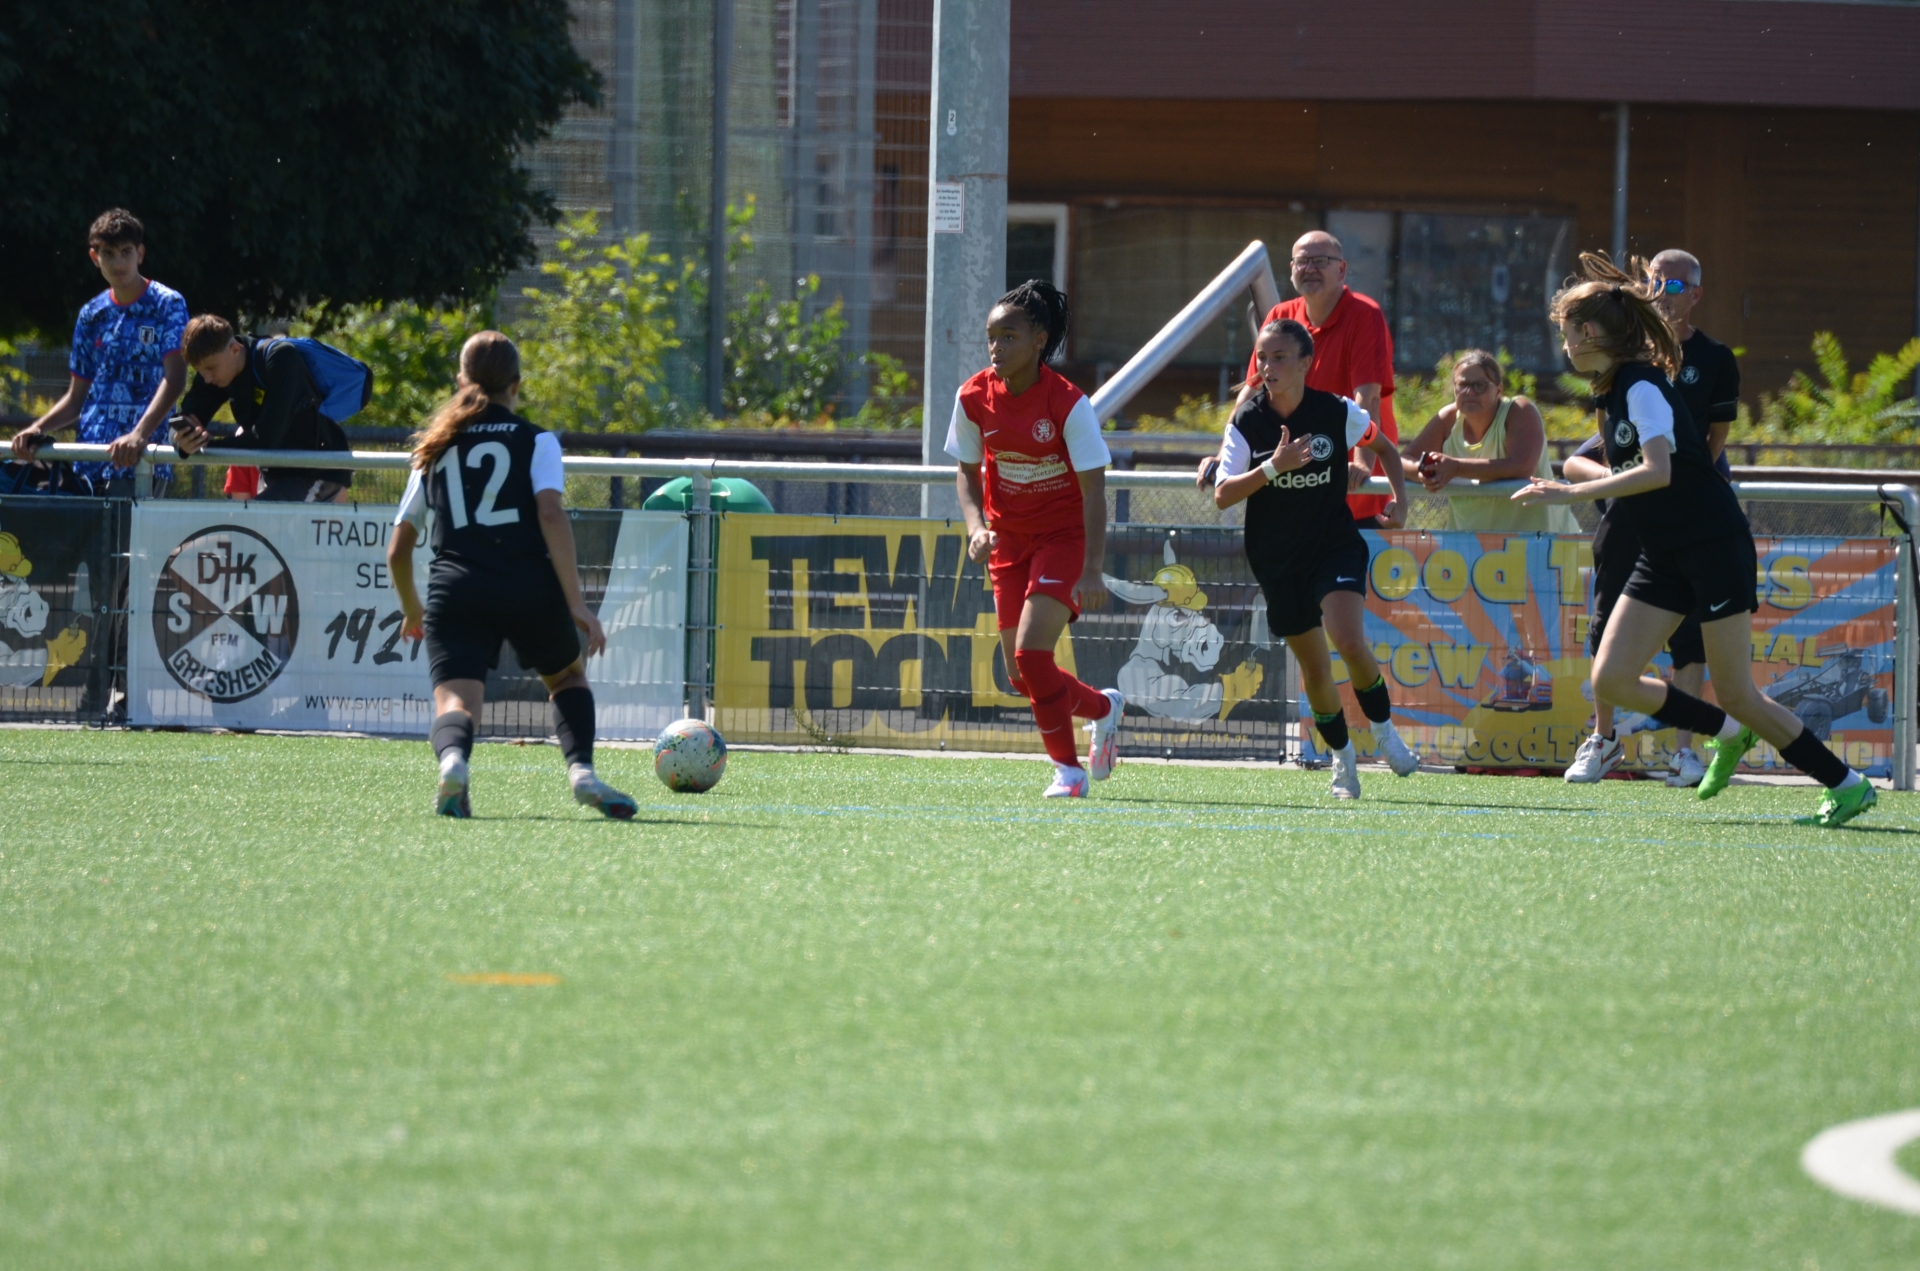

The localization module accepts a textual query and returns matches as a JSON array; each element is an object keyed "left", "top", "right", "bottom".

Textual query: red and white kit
[
  {"left": 946, "top": 364, "right": 1116, "bottom": 778},
  {"left": 946, "top": 364, "right": 1111, "bottom": 625}
]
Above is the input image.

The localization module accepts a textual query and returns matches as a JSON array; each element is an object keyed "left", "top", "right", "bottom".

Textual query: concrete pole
[
  {"left": 920, "top": 0, "right": 1009, "bottom": 518},
  {"left": 707, "top": 0, "right": 735, "bottom": 418},
  {"left": 1612, "top": 102, "right": 1630, "bottom": 264}
]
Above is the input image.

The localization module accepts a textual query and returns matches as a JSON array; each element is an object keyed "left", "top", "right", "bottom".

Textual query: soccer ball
[{"left": 654, "top": 717, "right": 728, "bottom": 793}]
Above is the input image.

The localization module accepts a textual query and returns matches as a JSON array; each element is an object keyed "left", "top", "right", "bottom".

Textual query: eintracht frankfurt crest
[
  {"left": 1308, "top": 434, "right": 1335, "bottom": 462},
  {"left": 152, "top": 526, "right": 299, "bottom": 702}
]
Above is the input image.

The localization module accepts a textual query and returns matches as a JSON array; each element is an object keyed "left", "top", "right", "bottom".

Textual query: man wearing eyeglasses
[
  {"left": 1647, "top": 249, "right": 1738, "bottom": 478},
  {"left": 1198, "top": 230, "right": 1399, "bottom": 524}
]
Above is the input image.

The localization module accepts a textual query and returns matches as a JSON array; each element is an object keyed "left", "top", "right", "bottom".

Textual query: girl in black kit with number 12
[
  {"left": 388, "top": 331, "right": 636, "bottom": 820},
  {"left": 1515, "top": 254, "right": 1875, "bottom": 828}
]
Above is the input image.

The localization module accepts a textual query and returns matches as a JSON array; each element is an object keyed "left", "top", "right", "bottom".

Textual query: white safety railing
[{"left": 24, "top": 442, "right": 1920, "bottom": 791}]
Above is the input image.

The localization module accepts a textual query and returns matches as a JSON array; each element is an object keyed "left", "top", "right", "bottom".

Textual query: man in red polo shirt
[{"left": 1201, "top": 230, "right": 1399, "bottom": 523}]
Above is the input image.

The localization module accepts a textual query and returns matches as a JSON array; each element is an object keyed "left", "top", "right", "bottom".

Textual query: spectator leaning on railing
[
  {"left": 8, "top": 209, "right": 188, "bottom": 496},
  {"left": 1398, "top": 348, "right": 1578, "bottom": 534},
  {"left": 170, "top": 316, "right": 360, "bottom": 503}
]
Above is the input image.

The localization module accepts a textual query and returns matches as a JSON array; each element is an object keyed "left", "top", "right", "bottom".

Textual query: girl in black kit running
[
  {"left": 388, "top": 331, "right": 636, "bottom": 819},
  {"left": 1213, "top": 319, "right": 1416, "bottom": 800},
  {"left": 1515, "top": 255, "right": 1874, "bottom": 828}
]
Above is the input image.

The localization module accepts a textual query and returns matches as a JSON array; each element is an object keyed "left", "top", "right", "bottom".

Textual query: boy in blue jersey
[{"left": 9, "top": 209, "right": 188, "bottom": 495}]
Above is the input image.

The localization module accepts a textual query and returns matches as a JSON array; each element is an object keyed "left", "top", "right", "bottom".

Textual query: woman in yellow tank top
[{"left": 1399, "top": 349, "right": 1579, "bottom": 533}]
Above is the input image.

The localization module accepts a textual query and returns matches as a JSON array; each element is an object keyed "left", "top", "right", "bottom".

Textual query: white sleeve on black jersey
[
  {"left": 530, "top": 431, "right": 565, "bottom": 495},
  {"left": 1061, "top": 396, "right": 1111, "bottom": 470},
  {"left": 1217, "top": 422, "right": 1252, "bottom": 485},
  {"left": 1342, "top": 397, "right": 1376, "bottom": 449},
  {"left": 1626, "top": 380, "right": 1675, "bottom": 446},
  {"left": 395, "top": 468, "right": 428, "bottom": 529}
]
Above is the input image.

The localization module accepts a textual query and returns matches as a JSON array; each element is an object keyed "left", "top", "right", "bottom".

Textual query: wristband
[{"left": 1259, "top": 457, "right": 1279, "bottom": 482}]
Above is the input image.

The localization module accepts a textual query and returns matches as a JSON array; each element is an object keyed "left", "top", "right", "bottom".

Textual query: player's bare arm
[
  {"left": 1363, "top": 424, "right": 1409, "bottom": 528},
  {"left": 1213, "top": 427, "right": 1314, "bottom": 512},
  {"left": 956, "top": 462, "right": 994, "bottom": 562},
  {"left": 389, "top": 520, "right": 426, "bottom": 641},
  {"left": 536, "top": 488, "right": 607, "bottom": 658},
  {"left": 1073, "top": 467, "right": 1108, "bottom": 610},
  {"left": 1516, "top": 434, "right": 1672, "bottom": 506}
]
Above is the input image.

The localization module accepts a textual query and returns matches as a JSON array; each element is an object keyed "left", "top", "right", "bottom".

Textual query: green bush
[{"left": 1737, "top": 332, "right": 1920, "bottom": 445}]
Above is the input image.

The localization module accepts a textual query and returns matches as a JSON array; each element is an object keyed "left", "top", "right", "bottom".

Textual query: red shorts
[{"left": 989, "top": 529, "right": 1084, "bottom": 630}]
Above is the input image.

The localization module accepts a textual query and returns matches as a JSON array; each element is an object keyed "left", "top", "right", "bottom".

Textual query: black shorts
[
  {"left": 423, "top": 561, "right": 581, "bottom": 686},
  {"left": 1255, "top": 538, "right": 1369, "bottom": 639},
  {"left": 1591, "top": 525, "right": 1706, "bottom": 667},
  {"left": 1621, "top": 532, "right": 1758, "bottom": 631}
]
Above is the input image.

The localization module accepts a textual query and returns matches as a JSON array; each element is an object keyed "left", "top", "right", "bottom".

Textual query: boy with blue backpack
[{"left": 172, "top": 314, "right": 372, "bottom": 502}]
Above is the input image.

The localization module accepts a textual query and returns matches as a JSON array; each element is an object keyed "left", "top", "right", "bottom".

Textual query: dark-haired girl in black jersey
[
  {"left": 1515, "top": 255, "right": 1875, "bottom": 827},
  {"left": 1213, "top": 319, "right": 1415, "bottom": 800}
]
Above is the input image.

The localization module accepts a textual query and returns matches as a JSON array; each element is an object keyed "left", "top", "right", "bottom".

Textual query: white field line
[{"left": 1802, "top": 1109, "right": 1920, "bottom": 1216}]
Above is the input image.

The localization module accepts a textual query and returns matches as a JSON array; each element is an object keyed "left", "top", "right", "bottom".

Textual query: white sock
[
  {"left": 1334, "top": 742, "right": 1356, "bottom": 761},
  {"left": 1836, "top": 770, "right": 1864, "bottom": 791},
  {"left": 1053, "top": 762, "right": 1086, "bottom": 782},
  {"left": 569, "top": 762, "right": 596, "bottom": 785},
  {"left": 440, "top": 750, "right": 467, "bottom": 775},
  {"left": 1715, "top": 716, "right": 1744, "bottom": 742}
]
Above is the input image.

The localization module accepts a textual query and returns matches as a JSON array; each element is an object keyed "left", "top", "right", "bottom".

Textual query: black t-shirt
[
  {"left": 179, "top": 336, "right": 352, "bottom": 485},
  {"left": 398, "top": 404, "right": 562, "bottom": 572},
  {"left": 1220, "top": 385, "right": 1375, "bottom": 579},
  {"left": 1677, "top": 328, "right": 1739, "bottom": 478},
  {"left": 1600, "top": 363, "right": 1747, "bottom": 546}
]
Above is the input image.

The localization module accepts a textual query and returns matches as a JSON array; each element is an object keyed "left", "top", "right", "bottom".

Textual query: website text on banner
[
  {"left": 1298, "top": 530, "right": 1898, "bottom": 777},
  {"left": 713, "top": 516, "right": 1291, "bottom": 759},
  {"left": 0, "top": 497, "right": 121, "bottom": 723},
  {"left": 127, "top": 503, "right": 688, "bottom": 736}
]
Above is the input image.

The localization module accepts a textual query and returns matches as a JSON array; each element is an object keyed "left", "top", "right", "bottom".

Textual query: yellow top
[{"left": 1441, "top": 398, "right": 1580, "bottom": 534}]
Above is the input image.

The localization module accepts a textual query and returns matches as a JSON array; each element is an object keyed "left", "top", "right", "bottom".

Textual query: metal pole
[
  {"left": 1891, "top": 484, "right": 1918, "bottom": 791},
  {"left": 686, "top": 468, "right": 715, "bottom": 720},
  {"left": 706, "top": 0, "right": 734, "bottom": 418},
  {"left": 1612, "top": 102, "right": 1630, "bottom": 263},
  {"left": 920, "top": 0, "right": 1010, "bottom": 518}
]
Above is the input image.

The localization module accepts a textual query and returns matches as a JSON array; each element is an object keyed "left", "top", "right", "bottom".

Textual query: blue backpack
[{"left": 256, "top": 337, "right": 374, "bottom": 423}]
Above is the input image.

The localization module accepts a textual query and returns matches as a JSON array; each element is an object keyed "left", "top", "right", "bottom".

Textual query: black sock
[
  {"left": 1649, "top": 684, "right": 1727, "bottom": 737},
  {"left": 431, "top": 711, "right": 473, "bottom": 763},
  {"left": 1355, "top": 674, "right": 1392, "bottom": 724},
  {"left": 1780, "top": 726, "right": 1851, "bottom": 789},
  {"left": 1313, "top": 709, "right": 1350, "bottom": 752},
  {"left": 550, "top": 686, "right": 596, "bottom": 768}
]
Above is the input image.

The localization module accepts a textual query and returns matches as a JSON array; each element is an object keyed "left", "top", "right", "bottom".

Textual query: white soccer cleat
[
  {"left": 1086, "top": 688, "right": 1125, "bottom": 781},
  {"left": 1564, "top": 732, "right": 1624, "bottom": 783},
  {"left": 570, "top": 763, "right": 638, "bottom": 819},
  {"left": 436, "top": 752, "right": 471, "bottom": 818},
  {"left": 1376, "top": 719, "right": 1419, "bottom": 777},
  {"left": 1329, "top": 743, "right": 1361, "bottom": 800},
  {"left": 1044, "top": 765, "right": 1089, "bottom": 799},
  {"left": 1666, "top": 747, "right": 1707, "bottom": 788}
]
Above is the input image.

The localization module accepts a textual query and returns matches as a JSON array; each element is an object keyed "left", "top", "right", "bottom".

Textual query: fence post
[
  {"left": 685, "top": 468, "right": 715, "bottom": 721},
  {"left": 1892, "top": 485, "right": 1918, "bottom": 791},
  {"left": 133, "top": 456, "right": 152, "bottom": 500}
]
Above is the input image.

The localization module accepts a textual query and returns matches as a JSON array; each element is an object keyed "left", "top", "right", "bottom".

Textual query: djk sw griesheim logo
[{"left": 152, "top": 526, "right": 299, "bottom": 702}]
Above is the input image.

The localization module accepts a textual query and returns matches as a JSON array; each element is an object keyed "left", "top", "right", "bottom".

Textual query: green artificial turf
[{"left": 3, "top": 729, "right": 1919, "bottom": 1269}]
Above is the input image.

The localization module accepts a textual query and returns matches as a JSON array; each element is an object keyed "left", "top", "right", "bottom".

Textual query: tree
[
  {"left": 0, "top": 1, "right": 596, "bottom": 337},
  {"left": 1747, "top": 332, "right": 1920, "bottom": 444}
]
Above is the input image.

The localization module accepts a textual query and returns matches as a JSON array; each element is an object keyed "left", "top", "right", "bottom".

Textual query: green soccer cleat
[
  {"left": 1696, "top": 726, "right": 1758, "bottom": 800},
  {"left": 1794, "top": 779, "right": 1878, "bottom": 829}
]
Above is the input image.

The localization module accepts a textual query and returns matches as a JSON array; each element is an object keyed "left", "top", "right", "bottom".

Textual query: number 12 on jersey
[{"left": 436, "top": 442, "right": 521, "bottom": 529}]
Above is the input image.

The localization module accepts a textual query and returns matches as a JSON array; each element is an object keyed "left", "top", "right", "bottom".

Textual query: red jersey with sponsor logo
[{"left": 957, "top": 365, "right": 1091, "bottom": 538}]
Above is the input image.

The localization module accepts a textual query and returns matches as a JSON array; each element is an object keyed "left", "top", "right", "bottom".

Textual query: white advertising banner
[{"left": 128, "top": 503, "right": 687, "bottom": 738}]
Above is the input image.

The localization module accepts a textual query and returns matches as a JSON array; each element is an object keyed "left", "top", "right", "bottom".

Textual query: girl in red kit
[{"left": 947, "top": 281, "right": 1123, "bottom": 798}]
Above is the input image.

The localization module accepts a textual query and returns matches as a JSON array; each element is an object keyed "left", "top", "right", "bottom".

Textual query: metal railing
[{"left": 27, "top": 442, "right": 1920, "bottom": 791}]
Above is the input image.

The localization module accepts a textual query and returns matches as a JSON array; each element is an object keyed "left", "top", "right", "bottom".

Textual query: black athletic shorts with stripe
[{"left": 423, "top": 559, "right": 581, "bottom": 687}]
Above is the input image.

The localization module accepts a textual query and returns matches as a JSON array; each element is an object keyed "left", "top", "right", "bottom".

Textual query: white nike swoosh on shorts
[
  {"left": 1038, "top": 576, "right": 1062, "bottom": 585},
  {"left": 1335, "top": 577, "right": 1356, "bottom": 583},
  {"left": 1710, "top": 600, "right": 1732, "bottom": 612}
]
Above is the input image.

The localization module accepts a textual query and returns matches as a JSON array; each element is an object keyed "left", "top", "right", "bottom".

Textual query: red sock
[
  {"left": 1066, "top": 678, "right": 1110, "bottom": 720},
  {"left": 1013, "top": 648, "right": 1081, "bottom": 767}
]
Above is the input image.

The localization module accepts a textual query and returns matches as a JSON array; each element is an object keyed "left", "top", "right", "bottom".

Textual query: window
[
  {"left": 1393, "top": 213, "right": 1572, "bottom": 376},
  {"left": 1006, "top": 203, "right": 1068, "bottom": 294}
]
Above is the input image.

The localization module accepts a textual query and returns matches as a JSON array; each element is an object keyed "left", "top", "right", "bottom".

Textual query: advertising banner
[
  {"left": 712, "top": 517, "right": 1288, "bottom": 758},
  {"left": 714, "top": 515, "right": 1902, "bottom": 775},
  {"left": 0, "top": 496, "right": 121, "bottom": 722},
  {"left": 128, "top": 503, "right": 687, "bottom": 737},
  {"left": 1299, "top": 531, "right": 1900, "bottom": 778}
]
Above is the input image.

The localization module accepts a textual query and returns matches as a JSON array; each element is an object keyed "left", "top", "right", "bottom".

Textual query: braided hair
[
  {"left": 995, "top": 279, "right": 1070, "bottom": 363},
  {"left": 1549, "top": 251, "right": 1682, "bottom": 395}
]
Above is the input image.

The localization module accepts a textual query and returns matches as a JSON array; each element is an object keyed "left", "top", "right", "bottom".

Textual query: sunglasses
[{"left": 1651, "top": 278, "right": 1693, "bottom": 295}]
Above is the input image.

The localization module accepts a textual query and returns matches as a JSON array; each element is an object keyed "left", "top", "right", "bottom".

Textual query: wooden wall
[{"left": 1011, "top": 98, "right": 1920, "bottom": 400}]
